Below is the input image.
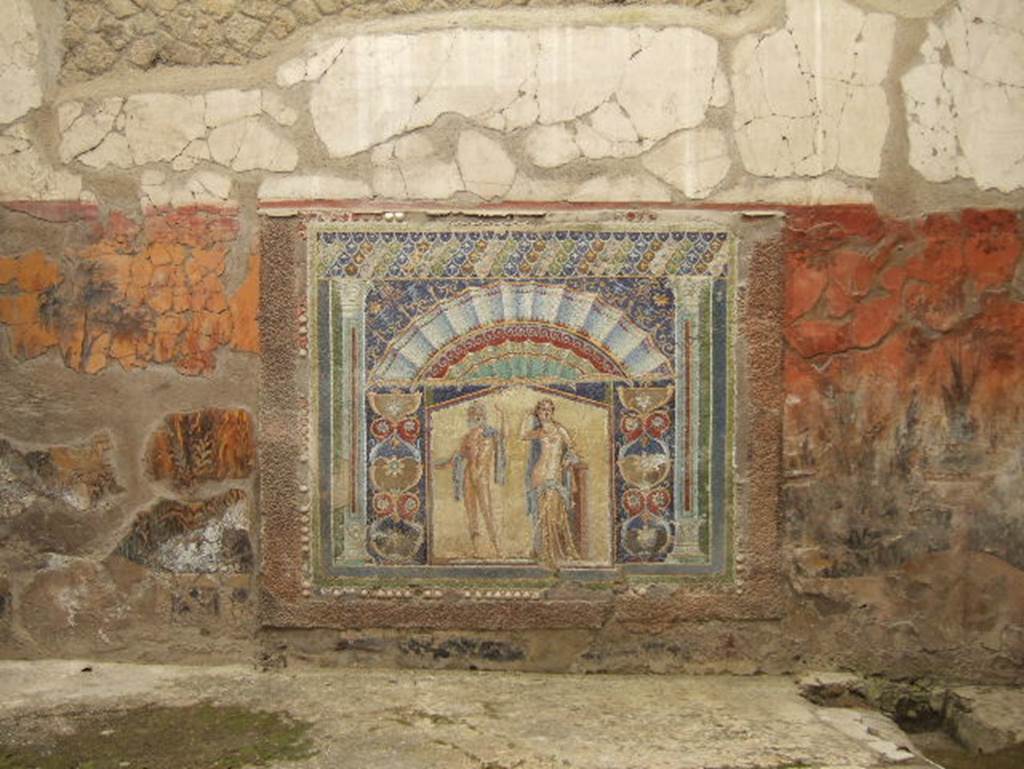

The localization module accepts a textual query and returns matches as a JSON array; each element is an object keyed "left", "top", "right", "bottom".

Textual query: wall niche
[{"left": 259, "top": 208, "right": 783, "bottom": 630}]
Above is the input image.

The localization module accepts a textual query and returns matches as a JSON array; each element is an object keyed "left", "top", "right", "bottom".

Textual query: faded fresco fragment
[
  {"left": 147, "top": 408, "right": 255, "bottom": 490},
  {"left": 783, "top": 207, "right": 1024, "bottom": 658},
  {"left": 115, "top": 489, "right": 253, "bottom": 573},
  {"left": 0, "top": 209, "right": 259, "bottom": 375},
  {"left": 311, "top": 225, "right": 735, "bottom": 583},
  {"left": 0, "top": 432, "right": 123, "bottom": 555}
]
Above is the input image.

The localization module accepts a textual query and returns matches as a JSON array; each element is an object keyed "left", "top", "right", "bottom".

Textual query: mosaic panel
[{"left": 310, "top": 224, "right": 734, "bottom": 584}]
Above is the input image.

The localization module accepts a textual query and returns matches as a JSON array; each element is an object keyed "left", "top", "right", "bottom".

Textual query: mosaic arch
[{"left": 310, "top": 223, "right": 735, "bottom": 583}]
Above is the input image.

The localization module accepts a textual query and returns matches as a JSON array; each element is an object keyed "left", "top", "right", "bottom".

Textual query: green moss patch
[
  {"left": 918, "top": 743, "right": 1024, "bottom": 769},
  {"left": 0, "top": 703, "right": 314, "bottom": 769}
]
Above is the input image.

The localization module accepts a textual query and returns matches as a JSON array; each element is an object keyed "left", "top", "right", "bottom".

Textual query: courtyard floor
[{"left": 0, "top": 660, "right": 1014, "bottom": 768}]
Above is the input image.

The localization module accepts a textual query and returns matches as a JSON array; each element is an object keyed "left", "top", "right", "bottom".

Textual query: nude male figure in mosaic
[{"left": 436, "top": 403, "right": 507, "bottom": 558}]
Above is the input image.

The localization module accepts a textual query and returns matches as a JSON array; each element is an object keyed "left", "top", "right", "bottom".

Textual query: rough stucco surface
[
  {"left": 59, "top": 0, "right": 759, "bottom": 80},
  {"left": 0, "top": 208, "right": 260, "bottom": 662},
  {"left": 0, "top": 0, "right": 1022, "bottom": 680}
]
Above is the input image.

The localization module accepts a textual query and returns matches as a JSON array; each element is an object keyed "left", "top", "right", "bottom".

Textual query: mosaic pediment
[{"left": 309, "top": 223, "right": 735, "bottom": 584}]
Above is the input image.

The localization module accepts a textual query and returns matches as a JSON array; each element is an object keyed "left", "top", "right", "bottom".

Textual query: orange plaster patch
[
  {"left": 784, "top": 207, "right": 1024, "bottom": 475},
  {"left": 785, "top": 260, "right": 827, "bottom": 322},
  {"left": 824, "top": 281, "right": 855, "bottom": 318},
  {"left": 849, "top": 294, "right": 901, "bottom": 348},
  {"left": 785, "top": 319, "right": 852, "bottom": 358},
  {"left": 0, "top": 208, "right": 261, "bottom": 376},
  {"left": 963, "top": 209, "right": 1021, "bottom": 291},
  {"left": 13, "top": 251, "right": 61, "bottom": 292},
  {"left": 229, "top": 249, "right": 260, "bottom": 354},
  {"left": 0, "top": 257, "right": 18, "bottom": 286},
  {"left": 829, "top": 249, "right": 877, "bottom": 298},
  {"left": 0, "top": 292, "right": 59, "bottom": 358}
]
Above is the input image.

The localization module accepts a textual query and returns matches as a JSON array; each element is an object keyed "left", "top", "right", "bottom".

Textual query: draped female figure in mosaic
[{"left": 521, "top": 399, "right": 582, "bottom": 567}]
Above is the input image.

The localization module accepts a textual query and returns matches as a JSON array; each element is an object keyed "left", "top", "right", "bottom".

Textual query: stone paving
[{"left": 0, "top": 660, "right": 932, "bottom": 768}]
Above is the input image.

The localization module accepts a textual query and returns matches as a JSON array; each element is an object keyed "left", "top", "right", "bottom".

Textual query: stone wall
[
  {"left": 0, "top": 0, "right": 1021, "bottom": 680},
  {"left": 60, "top": 0, "right": 760, "bottom": 79}
]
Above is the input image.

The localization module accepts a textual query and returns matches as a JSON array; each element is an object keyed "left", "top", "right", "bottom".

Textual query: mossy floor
[
  {"left": 913, "top": 732, "right": 1024, "bottom": 769},
  {"left": 5, "top": 661, "right": 1000, "bottom": 768},
  {"left": 928, "top": 746, "right": 1024, "bottom": 769},
  {"left": 0, "top": 703, "right": 314, "bottom": 769}
]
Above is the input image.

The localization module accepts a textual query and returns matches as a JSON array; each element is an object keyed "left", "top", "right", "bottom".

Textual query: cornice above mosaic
[{"left": 314, "top": 227, "right": 730, "bottom": 279}]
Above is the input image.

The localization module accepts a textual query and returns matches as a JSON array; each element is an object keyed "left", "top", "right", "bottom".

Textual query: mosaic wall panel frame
[{"left": 308, "top": 220, "right": 739, "bottom": 587}]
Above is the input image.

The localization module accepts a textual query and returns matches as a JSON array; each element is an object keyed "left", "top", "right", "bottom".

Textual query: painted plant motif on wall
[{"left": 310, "top": 224, "right": 734, "bottom": 581}]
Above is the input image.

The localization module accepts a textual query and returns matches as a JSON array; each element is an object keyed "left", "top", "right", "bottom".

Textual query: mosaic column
[
  {"left": 667, "top": 276, "right": 705, "bottom": 561},
  {"left": 333, "top": 278, "right": 369, "bottom": 564}
]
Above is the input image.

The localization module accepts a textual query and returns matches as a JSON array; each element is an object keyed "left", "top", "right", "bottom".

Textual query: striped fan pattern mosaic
[{"left": 310, "top": 224, "right": 735, "bottom": 583}]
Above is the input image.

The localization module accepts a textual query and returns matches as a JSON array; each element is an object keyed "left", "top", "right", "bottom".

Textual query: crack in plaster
[
  {"left": 731, "top": 0, "right": 894, "bottom": 180},
  {"left": 58, "top": 89, "right": 300, "bottom": 178},
  {"left": 305, "top": 25, "right": 718, "bottom": 161},
  {"left": 903, "top": 0, "right": 1024, "bottom": 191}
]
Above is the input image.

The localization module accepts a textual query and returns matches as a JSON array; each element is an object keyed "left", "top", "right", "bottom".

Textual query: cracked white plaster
[
  {"left": 258, "top": 174, "right": 371, "bottom": 201},
  {"left": 205, "top": 89, "right": 262, "bottom": 128},
  {"left": 124, "top": 94, "right": 206, "bottom": 165},
  {"left": 535, "top": 27, "right": 636, "bottom": 125},
  {"left": 307, "top": 25, "right": 721, "bottom": 159},
  {"left": 641, "top": 128, "right": 731, "bottom": 199},
  {"left": 411, "top": 31, "right": 532, "bottom": 131},
  {"left": 617, "top": 28, "right": 720, "bottom": 142},
  {"left": 207, "top": 116, "right": 298, "bottom": 172},
  {"left": 0, "top": 126, "right": 83, "bottom": 201},
  {"left": 277, "top": 37, "right": 347, "bottom": 87},
  {"left": 0, "top": 0, "right": 43, "bottom": 125},
  {"left": 170, "top": 139, "right": 211, "bottom": 172},
  {"left": 58, "top": 88, "right": 298, "bottom": 173},
  {"left": 139, "top": 169, "right": 170, "bottom": 207},
  {"left": 534, "top": 26, "right": 719, "bottom": 143},
  {"left": 569, "top": 174, "right": 672, "bottom": 203},
  {"left": 276, "top": 56, "right": 306, "bottom": 88},
  {"left": 574, "top": 123, "right": 639, "bottom": 161},
  {"left": 525, "top": 123, "right": 580, "bottom": 168},
  {"left": 573, "top": 102, "right": 646, "bottom": 160},
  {"left": 903, "top": 0, "right": 1024, "bottom": 191},
  {"left": 731, "top": 0, "right": 895, "bottom": 180},
  {"left": 456, "top": 130, "right": 517, "bottom": 199},
  {"left": 499, "top": 94, "right": 540, "bottom": 133},
  {"left": 371, "top": 134, "right": 463, "bottom": 200},
  {"left": 140, "top": 169, "right": 233, "bottom": 209},
  {"left": 59, "top": 98, "right": 124, "bottom": 163},
  {"left": 477, "top": 62, "right": 539, "bottom": 133},
  {"left": 261, "top": 91, "right": 298, "bottom": 127},
  {"left": 188, "top": 170, "right": 232, "bottom": 202},
  {"left": 312, "top": 30, "right": 532, "bottom": 158},
  {"left": 590, "top": 102, "right": 639, "bottom": 144},
  {"left": 58, "top": 103, "right": 82, "bottom": 134},
  {"left": 306, "top": 38, "right": 347, "bottom": 82},
  {"left": 80, "top": 133, "right": 133, "bottom": 170}
]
